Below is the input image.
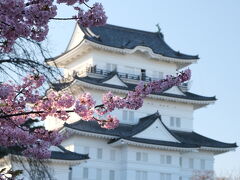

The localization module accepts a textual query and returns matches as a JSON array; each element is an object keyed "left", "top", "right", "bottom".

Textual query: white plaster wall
[
  {"left": 179, "top": 151, "right": 214, "bottom": 179},
  {"left": 44, "top": 81, "right": 194, "bottom": 132},
  {"left": 90, "top": 49, "right": 177, "bottom": 77},
  {"left": 60, "top": 135, "right": 215, "bottom": 180},
  {"left": 54, "top": 41, "right": 196, "bottom": 131},
  {"left": 165, "top": 86, "right": 186, "bottom": 96},
  {"left": 63, "top": 52, "right": 94, "bottom": 77},
  {"left": 11, "top": 159, "right": 71, "bottom": 180},
  {"left": 51, "top": 164, "right": 71, "bottom": 180},
  {"left": 133, "top": 119, "right": 179, "bottom": 142},
  {"left": 62, "top": 135, "right": 123, "bottom": 180},
  {"left": 62, "top": 47, "right": 179, "bottom": 80},
  {"left": 67, "top": 25, "right": 85, "bottom": 51},
  {"left": 103, "top": 75, "right": 128, "bottom": 87},
  {"left": 81, "top": 87, "right": 194, "bottom": 131},
  {"left": 44, "top": 111, "right": 81, "bottom": 131}
]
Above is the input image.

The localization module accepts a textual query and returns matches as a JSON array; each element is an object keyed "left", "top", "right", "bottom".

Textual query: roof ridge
[{"left": 103, "top": 24, "right": 160, "bottom": 36}]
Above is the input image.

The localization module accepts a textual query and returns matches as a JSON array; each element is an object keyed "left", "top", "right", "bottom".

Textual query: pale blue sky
[{"left": 48, "top": 0, "right": 240, "bottom": 176}]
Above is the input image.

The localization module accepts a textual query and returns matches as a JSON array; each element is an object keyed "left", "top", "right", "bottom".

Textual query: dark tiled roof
[
  {"left": 51, "top": 81, "right": 73, "bottom": 91},
  {"left": 0, "top": 146, "right": 89, "bottom": 161},
  {"left": 108, "top": 137, "right": 198, "bottom": 148},
  {"left": 52, "top": 74, "right": 216, "bottom": 102},
  {"left": 81, "top": 24, "right": 199, "bottom": 60},
  {"left": 50, "top": 145, "right": 89, "bottom": 161},
  {"left": 50, "top": 150, "right": 89, "bottom": 161},
  {"left": 64, "top": 112, "right": 237, "bottom": 149},
  {"left": 64, "top": 113, "right": 159, "bottom": 138},
  {"left": 172, "top": 130, "right": 237, "bottom": 148}
]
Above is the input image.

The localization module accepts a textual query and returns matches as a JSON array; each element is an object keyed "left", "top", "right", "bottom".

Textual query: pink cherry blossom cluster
[
  {"left": 98, "top": 115, "right": 119, "bottom": 129},
  {"left": 102, "top": 69, "right": 191, "bottom": 112},
  {"left": 0, "top": 69, "right": 191, "bottom": 158},
  {"left": 57, "top": 0, "right": 89, "bottom": 5},
  {"left": 0, "top": 0, "right": 107, "bottom": 52},
  {"left": 74, "top": 92, "right": 95, "bottom": 121},
  {"left": 0, "top": 75, "right": 65, "bottom": 158},
  {"left": 72, "top": 3, "right": 107, "bottom": 27}
]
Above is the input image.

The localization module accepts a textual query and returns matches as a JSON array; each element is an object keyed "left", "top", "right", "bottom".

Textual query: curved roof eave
[
  {"left": 80, "top": 24, "right": 199, "bottom": 61},
  {"left": 46, "top": 39, "right": 198, "bottom": 68},
  {"left": 62, "top": 112, "right": 237, "bottom": 150},
  {"left": 50, "top": 77, "right": 216, "bottom": 105}
]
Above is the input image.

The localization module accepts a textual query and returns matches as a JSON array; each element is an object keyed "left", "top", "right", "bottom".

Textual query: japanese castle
[{"left": 45, "top": 24, "right": 237, "bottom": 180}]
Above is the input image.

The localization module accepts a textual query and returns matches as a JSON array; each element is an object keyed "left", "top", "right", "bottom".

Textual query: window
[
  {"left": 106, "top": 63, "right": 117, "bottom": 71},
  {"left": 83, "top": 167, "right": 88, "bottom": 179},
  {"left": 179, "top": 157, "right": 182, "bottom": 167},
  {"left": 122, "top": 110, "right": 134, "bottom": 123},
  {"left": 125, "top": 66, "right": 141, "bottom": 76},
  {"left": 142, "top": 171, "right": 147, "bottom": 180},
  {"left": 170, "top": 117, "right": 174, "bottom": 127},
  {"left": 176, "top": 118, "right": 181, "bottom": 127},
  {"left": 136, "top": 171, "right": 148, "bottom": 180},
  {"left": 123, "top": 110, "right": 127, "bottom": 121},
  {"left": 136, "top": 152, "right": 148, "bottom": 162},
  {"left": 153, "top": 71, "right": 163, "bottom": 80},
  {"left": 97, "top": 148, "right": 103, "bottom": 159},
  {"left": 160, "top": 155, "right": 172, "bottom": 165},
  {"left": 136, "top": 152, "right": 141, "bottom": 161},
  {"left": 84, "top": 146, "right": 89, "bottom": 154},
  {"left": 189, "top": 158, "right": 194, "bottom": 169},
  {"left": 170, "top": 117, "right": 181, "bottom": 128},
  {"left": 96, "top": 169, "right": 102, "bottom": 180},
  {"left": 142, "top": 152, "right": 148, "bottom": 162},
  {"left": 200, "top": 159, "right": 205, "bottom": 170},
  {"left": 110, "top": 150, "right": 116, "bottom": 161},
  {"left": 109, "top": 170, "right": 115, "bottom": 180},
  {"left": 160, "top": 173, "right": 171, "bottom": 180},
  {"left": 136, "top": 171, "right": 141, "bottom": 180},
  {"left": 166, "top": 155, "right": 172, "bottom": 164},
  {"left": 129, "top": 111, "right": 134, "bottom": 122},
  {"left": 141, "top": 69, "right": 146, "bottom": 80},
  {"left": 160, "top": 155, "right": 165, "bottom": 164}
]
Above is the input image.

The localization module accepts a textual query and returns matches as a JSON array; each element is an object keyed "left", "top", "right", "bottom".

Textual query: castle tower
[{"left": 47, "top": 24, "right": 237, "bottom": 180}]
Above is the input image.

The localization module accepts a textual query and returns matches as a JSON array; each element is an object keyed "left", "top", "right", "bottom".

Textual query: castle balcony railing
[{"left": 77, "top": 66, "right": 157, "bottom": 82}]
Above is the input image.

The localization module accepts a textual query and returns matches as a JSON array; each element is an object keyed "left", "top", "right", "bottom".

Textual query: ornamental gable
[
  {"left": 164, "top": 86, "right": 186, "bottom": 96},
  {"left": 102, "top": 74, "right": 128, "bottom": 87},
  {"left": 133, "top": 118, "right": 179, "bottom": 142}
]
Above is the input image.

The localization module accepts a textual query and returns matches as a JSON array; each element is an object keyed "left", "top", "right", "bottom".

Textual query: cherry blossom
[
  {"left": 102, "top": 69, "right": 191, "bottom": 112},
  {"left": 0, "top": 69, "right": 191, "bottom": 159},
  {"left": 0, "top": 0, "right": 107, "bottom": 52}
]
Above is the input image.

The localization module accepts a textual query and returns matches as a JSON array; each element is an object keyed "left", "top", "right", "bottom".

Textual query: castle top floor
[{"left": 47, "top": 24, "right": 199, "bottom": 78}]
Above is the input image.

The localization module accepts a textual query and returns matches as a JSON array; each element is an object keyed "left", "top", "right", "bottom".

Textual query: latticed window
[
  {"left": 160, "top": 173, "right": 171, "bottom": 180},
  {"left": 97, "top": 148, "right": 103, "bottom": 159},
  {"left": 106, "top": 63, "right": 117, "bottom": 71},
  {"left": 170, "top": 117, "right": 181, "bottom": 128},
  {"left": 122, "top": 110, "right": 135, "bottom": 123},
  {"left": 109, "top": 170, "right": 115, "bottom": 180},
  {"left": 110, "top": 149, "right": 116, "bottom": 161},
  {"left": 160, "top": 154, "right": 172, "bottom": 165},
  {"left": 189, "top": 158, "right": 194, "bottom": 169},
  {"left": 136, "top": 152, "right": 148, "bottom": 162},
  {"left": 83, "top": 167, "right": 88, "bottom": 179},
  {"left": 200, "top": 159, "right": 206, "bottom": 170},
  {"left": 136, "top": 171, "right": 148, "bottom": 180},
  {"left": 96, "top": 169, "right": 102, "bottom": 180},
  {"left": 84, "top": 146, "right": 89, "bottom": 154}
]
